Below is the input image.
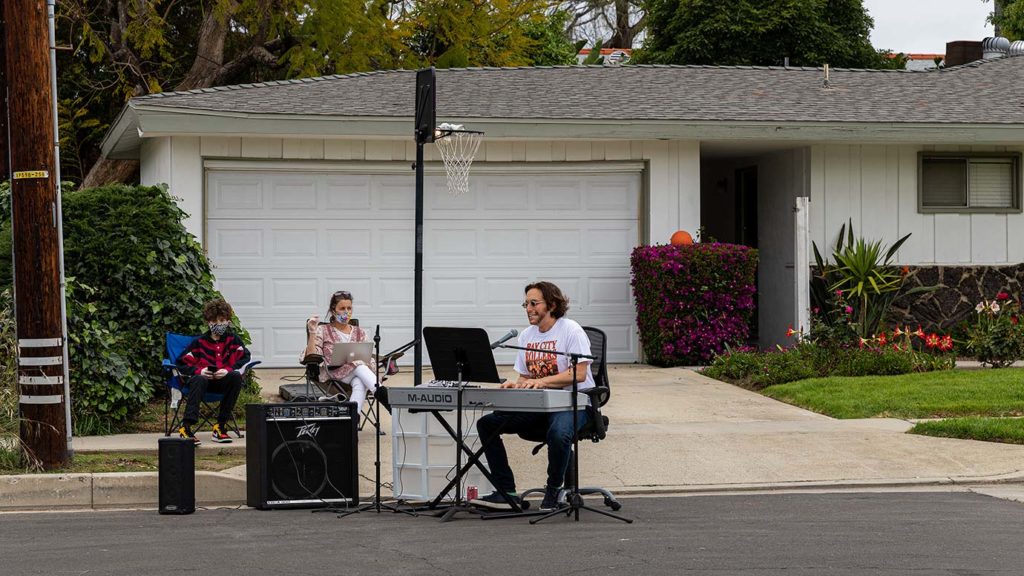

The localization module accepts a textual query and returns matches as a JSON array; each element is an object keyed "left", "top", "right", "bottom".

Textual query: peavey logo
[
  {"left": 296, "top": 423, "right": 319, "bottom": 439},
  {"left": 406, "top": 392, "right": 454, "bottom": 404}
]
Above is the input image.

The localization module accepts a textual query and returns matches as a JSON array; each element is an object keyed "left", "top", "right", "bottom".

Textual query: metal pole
[
  {"left": 46, "top": 0, "right": 71, "bottom": 454},
  {"left": 4, "top": 0, "right": 69, "bottom": 469},
  {"left": 414, "top": 141, "right": 424, "bottom": 386}
]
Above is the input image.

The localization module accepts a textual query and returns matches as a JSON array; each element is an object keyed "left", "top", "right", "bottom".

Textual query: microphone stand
[
  {"left": 497, "top": 343, "right": 631, "bottom": 524},
  {"left": 338, "top": 326, "right": 417, "bottom": 518}
]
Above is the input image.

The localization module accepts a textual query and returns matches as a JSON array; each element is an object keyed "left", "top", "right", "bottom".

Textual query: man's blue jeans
[{"left": 476, "top": 409, "right": 590, "bottom": 493}]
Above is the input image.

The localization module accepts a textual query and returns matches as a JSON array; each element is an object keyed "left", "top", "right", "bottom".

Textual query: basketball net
[{"left": 434, "top": 123, "right": 483, "bottom": 197}]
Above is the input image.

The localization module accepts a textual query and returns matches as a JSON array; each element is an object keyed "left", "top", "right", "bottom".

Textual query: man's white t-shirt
[{"left": 513, "top": 318, "right": 595, "bottom": 391}]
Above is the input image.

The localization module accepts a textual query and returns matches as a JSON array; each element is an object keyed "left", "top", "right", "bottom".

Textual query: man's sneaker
[
  {"left": 540, "top": 485, "right": 563, "bottom": 511},
  {"left": 178, "top": 426, "right": 201, "bottom": 446},
  {"left": 211, "top": 423, "right": 232, "bottom": 443},
  {"left": 470, "top": 491, "right": 521, "bottom": 510}
]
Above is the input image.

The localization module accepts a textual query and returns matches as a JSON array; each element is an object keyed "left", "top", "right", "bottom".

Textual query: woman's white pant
[{"left": 341, "top": 364, "right": 377, "bottom": 414}]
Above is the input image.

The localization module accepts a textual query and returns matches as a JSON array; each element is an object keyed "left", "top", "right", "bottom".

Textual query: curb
[
  {"left": 0, "top": 471, "right": 245, "bottom": 512},
  {"left": 4, "top": 471, "right": 1024, "bottom": 512}
]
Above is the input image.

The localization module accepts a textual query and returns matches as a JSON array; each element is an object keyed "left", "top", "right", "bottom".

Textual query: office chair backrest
[{"left": 582, "top": 326, "right": 610, "bottom": 407}]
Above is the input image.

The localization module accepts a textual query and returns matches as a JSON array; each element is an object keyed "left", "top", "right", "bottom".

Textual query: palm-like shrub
[{"left": 812, "top": 221, "right": 932, "bottom": 340}]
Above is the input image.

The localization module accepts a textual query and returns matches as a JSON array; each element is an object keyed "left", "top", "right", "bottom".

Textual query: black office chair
[{"left": 518, "top": 326, "right": 621, "bottom": 512}]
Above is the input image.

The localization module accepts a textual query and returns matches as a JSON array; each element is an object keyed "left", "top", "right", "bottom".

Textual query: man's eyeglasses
[
  {"left": 521, "top": 299, "right": 544, "bottom": 309},
  {"left": 333, "top": 291, "right": 353, "bottom": 300}
]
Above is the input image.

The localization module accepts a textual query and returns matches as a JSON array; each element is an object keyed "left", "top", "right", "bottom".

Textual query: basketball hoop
[{"left": 433, "top": 123, "right": 483, "bottom": 197}]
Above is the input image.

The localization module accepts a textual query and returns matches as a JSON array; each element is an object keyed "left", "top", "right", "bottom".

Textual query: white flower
[
  {"left": 976, "top": 302, "right": 986, "bottom": 313},
  {"left": 990, "top": 301, "right": 1001, "bottom": 313}
]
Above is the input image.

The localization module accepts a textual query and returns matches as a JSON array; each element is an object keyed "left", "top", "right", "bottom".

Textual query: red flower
[
  {"left": 786, "top": 325, "right": 797, "bottom": 338},
  {"left": 997, "top": 291, "right": 1010, "bottom": 301},
  {"left": 901, "top": 266, "right": 910, "bottom": 276},
  {"left": 893, "top": 326, "right": 904, "bottom": 337},
  {"left": 913, "top": 326, "right": 925, "bottom": 338},
  {"left": 858, "top": 338, "right": 867, "bottom": 349},
  {"left": 877, "top": 332, "right": 888, "bottom": 345},
  {"left": 939, "top": 335, "right": 954, "bottom": 352},
  {"left": 924, "top": 333, "right": 940, "bottom": 349},
  {"left": 1012, "top": 316, "right": 1019, "bottom": 325}
]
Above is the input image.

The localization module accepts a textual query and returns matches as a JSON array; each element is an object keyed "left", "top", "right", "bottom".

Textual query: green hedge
[
  {"left": 0, "top": 182, "right": 249, "bottom": 432},
  {"left": 630, "top": 243, "right": 758, "bottom": 366}
]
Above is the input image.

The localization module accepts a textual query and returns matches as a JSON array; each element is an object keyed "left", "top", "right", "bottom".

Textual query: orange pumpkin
[{"left": 670, "top": 230, "right": 694, "bottom": 246}]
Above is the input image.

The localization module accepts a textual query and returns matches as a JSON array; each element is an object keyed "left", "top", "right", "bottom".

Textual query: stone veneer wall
[{"left": 887, "top": 264, "right": 1024, "bottom": 332}]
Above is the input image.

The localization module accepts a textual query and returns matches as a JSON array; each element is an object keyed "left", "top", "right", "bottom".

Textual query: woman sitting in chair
[{"left": 302, "top": 290, "right": 380, "bottom": 414}]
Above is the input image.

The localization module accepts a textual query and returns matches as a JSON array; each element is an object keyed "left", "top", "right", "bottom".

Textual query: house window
[{"left": 919, "top": 153, "right": 1021, "bottom": 212}]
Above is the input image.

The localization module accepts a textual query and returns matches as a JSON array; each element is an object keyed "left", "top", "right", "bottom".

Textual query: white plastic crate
[{"left": 392, "top": 407, "right": 494, "bottom": 501}]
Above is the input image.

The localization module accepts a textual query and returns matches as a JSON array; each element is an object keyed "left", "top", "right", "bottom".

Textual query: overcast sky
[{"left": 863, "top": 0, "right": 994, "bottom": 54}]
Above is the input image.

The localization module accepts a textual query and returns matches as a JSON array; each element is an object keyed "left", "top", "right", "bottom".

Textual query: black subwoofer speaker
[
  {"left": 158, "top": 437, "right": 195, "bottom": 515},
  {"left": 246, "top": 402, "right": 359, "bottom": 510}
]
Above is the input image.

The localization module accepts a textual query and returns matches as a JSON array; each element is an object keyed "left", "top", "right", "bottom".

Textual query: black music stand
[{"left": 421, "top": 327, "right": 503, "bottom": 521}]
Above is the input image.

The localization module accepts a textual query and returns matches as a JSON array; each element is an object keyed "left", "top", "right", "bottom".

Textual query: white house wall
[
  {"left": 810, "top": 144, "right": 1024, "bottom": 265},
  {"left": 143, "top": 136, "right": 701, "bottom": 249}
]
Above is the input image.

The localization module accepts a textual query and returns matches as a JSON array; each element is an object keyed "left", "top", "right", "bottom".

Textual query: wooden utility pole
[
  {"left": 1, "top": 8, "right": 8, "bottom": 179},
  {"left": 3, "top": 0, "right": 69, "bottom": 469}
]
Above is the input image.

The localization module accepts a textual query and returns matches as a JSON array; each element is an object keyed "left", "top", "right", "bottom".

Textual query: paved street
[{"left": 4, "top": 491, "right": 1024, "bottom": 575}]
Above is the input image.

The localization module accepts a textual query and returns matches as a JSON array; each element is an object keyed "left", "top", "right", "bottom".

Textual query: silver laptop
[{"left": 328, "top": 342, "right": 374, "bottom": 367}]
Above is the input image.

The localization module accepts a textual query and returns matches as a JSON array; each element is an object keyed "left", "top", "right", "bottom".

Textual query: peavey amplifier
[{"left": 246, "top": 402, "right": 359, "bottom": 510}]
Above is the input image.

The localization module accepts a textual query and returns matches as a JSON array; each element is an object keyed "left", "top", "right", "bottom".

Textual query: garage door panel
[
  {"left": 427, "top": 277, "right": 477, "bottom": 307},
  {"left": 324, "top": 228, "right": 372, "bottom": 258},
  {"left": 483, "top": 229, "right": 531, "bottom": 258},
  {"left": 210, "top": 228, "right": 264, "bottom": 260},
  {"left": 217, "top": 278, "right": 265, "bottom": 310},
  {"left": 209, "top": 175, "right": 264, "bottom": 212},
  {"left": 586, "top": 225, "right": 638, "bottom": 261},
  {"left": 270, "top": 228, "right": 318, "bottom": 258},
  {"left": 587, "top": 179, "right": 639, "bottom": 213},
  {"left": 536, "top": 181, "right": 583, "bottom": 211},
  {"left": 269, "top": 175, "right": 318, "bottom": 209},
  {"left": 323, "top": 278, "right": 374, "bottom": 307},
  {"left": 208, "top": 165, "right": 642, "bottom": 365},
  {"left": 430, "top": 228, "right": 478, "bottom": 259},
  {"left": 324, "top": 176, "right": 372, "bottom": 210},
  {"left": 375, "top": 177, "right": 415, "bottom": 211},
  {"left": 270, "top": 278, "right": 319, "bottom": 308}
]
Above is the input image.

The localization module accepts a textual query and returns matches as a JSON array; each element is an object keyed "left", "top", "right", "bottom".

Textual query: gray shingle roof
[{"left": 133, "top": 57, "right": 1024, "bottom": 125}]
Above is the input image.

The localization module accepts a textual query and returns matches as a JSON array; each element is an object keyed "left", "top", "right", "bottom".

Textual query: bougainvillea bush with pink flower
[{"left": 630, "top": 243, "right": 757, "bottom": 366}]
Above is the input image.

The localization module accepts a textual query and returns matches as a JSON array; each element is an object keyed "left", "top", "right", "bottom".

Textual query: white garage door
[{"left": 206, "top": 162, "right": 642, "bottom": 367}]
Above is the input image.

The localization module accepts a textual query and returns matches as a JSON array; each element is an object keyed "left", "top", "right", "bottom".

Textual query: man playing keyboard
[{"left": 471, "top": 281, "right": 593, "bottom": 512}]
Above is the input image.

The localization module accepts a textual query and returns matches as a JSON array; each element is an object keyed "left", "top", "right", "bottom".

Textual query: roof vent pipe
[{"left": 982, "top": 36, "right": 1011, "bottom": 59}]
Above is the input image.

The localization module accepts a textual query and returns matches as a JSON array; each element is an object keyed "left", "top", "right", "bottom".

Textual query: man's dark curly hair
[
  {"left": 202, "top": 298, "right": 234, "bottom": 322},
  {"left": 525, "top": 281, "right": 569, "bottom": 319}
]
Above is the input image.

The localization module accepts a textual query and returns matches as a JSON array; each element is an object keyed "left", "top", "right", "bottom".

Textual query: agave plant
[{"left": 812, "top": 221, "right": 934, "bottom": 339}]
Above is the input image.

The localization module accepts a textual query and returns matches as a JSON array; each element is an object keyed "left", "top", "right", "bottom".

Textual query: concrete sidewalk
[{"left": 4, "top": 365, "right": 1024, "bottom": 511}]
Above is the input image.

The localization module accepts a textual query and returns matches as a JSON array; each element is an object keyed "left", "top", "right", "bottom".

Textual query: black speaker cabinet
[
  {"left": 158, "top": 437, "right": 195, "bottom": 515},
  {"left": 246, "top": 402, "right": 359, "bottom": 510}
]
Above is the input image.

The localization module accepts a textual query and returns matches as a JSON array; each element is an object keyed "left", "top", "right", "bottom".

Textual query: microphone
[{"left": 490, "top": 328, "right": 518, "bottom": 349}]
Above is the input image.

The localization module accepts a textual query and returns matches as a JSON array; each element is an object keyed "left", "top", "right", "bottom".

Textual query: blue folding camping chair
[{"left": 162, "top": 332, "right": 261, "bottom": 438}]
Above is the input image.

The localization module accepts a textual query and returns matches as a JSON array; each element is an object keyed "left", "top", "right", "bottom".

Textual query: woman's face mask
[
  {"left": 209, "top": 322, "right": 230, "bottom": 337},
  {"left": 334, "top": 312, "right": 350, "bottom": 324}
]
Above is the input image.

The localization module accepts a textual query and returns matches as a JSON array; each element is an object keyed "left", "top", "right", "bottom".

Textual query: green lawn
[
  {"left": 761, "top": 368, "right": 1024, "bottom": 419},
  {"left": 910, "top": 417, "right": 1024, "bottom": 445}
]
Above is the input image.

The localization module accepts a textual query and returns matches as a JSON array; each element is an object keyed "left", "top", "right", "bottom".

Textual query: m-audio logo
[{"left": 296, "top": 423, "right": 320, "bottom": 439}]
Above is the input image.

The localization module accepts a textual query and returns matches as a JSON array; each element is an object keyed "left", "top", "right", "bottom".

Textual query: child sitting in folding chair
[{"left": 175, "top": 298, "right": 251, "bottom": 445}]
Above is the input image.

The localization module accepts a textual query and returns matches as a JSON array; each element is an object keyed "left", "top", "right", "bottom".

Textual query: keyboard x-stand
[{"left": 420, "top": 327, "right": 519, "bottom": 520}]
